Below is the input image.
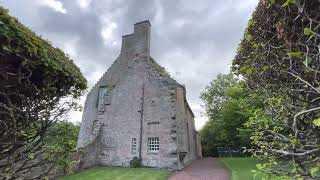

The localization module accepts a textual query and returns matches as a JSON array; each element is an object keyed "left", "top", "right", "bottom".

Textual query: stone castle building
[{"left": 77, "top": 20, "right": 202, "bottom": 170}]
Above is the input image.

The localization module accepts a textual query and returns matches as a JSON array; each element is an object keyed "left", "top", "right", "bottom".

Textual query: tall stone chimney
[{"left": 120, "top": 20, "right": 151, "bottom": 56}]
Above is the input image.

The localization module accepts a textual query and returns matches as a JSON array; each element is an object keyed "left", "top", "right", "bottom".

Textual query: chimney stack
[{"left": 120, "top": 20, "right": 151, "bottom": 56}]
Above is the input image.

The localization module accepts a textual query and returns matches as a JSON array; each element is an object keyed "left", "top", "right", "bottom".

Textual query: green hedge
[{"left": 0, "top": 7, "right": 87, "bottom": 95}]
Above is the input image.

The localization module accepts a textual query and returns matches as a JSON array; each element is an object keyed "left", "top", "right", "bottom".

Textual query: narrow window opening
[
  {"left": 92, "top": 120, "right": 98, "bottom": 133},
  {"left": 187, "top": 122, "right": 190, "bottom": 151},
  {"left": 132, "top": 138, "right": 137, "bottom": 154}
]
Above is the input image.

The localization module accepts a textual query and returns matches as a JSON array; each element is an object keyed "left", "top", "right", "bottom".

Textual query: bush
[
  {"left": 130, "top": 157, "right": 142, "bottom": 168},
  {"left": 0, "top": 6, "right": 86, "bottom": 179},
  {"left": 232, "top": 0, "right": 320, "bottom": 178}
]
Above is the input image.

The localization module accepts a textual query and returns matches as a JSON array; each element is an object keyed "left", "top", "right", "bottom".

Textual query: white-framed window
[
  {"left": 148, "top": 137, "right": 159, "bottom": 153},
  {"left": 132, "top": 138, "right": 137, "bottom": 154}
]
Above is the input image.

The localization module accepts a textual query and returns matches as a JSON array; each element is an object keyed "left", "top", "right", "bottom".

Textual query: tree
[
  {"left": 44, "top": 121, "right": 80, "bottom": 175},
  {"left": 200, "top": 74, "right": 262, "bottom": 157},
  {"left": 232, "top": 0, "right": 320, "bottom": 178},
  {"left": 0, "top": 7, "right": 87, "bottom": 179}
]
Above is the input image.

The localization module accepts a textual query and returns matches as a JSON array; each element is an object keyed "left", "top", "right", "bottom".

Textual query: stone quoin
[{"left": 77, "top": 20, "right": 202, "bottom": 170}]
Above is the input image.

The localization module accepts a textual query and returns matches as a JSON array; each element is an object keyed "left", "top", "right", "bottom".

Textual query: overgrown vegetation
[
  {"left": 149, "top": 57, "right": 170, "bottom": 77},
  {"left": 44, "top": 121, "right": 80, "bottom": 175},
  {"left": 0, "top": 7, "right": 86, "bottom": 179},
  {"left": 200, "top": 74, "right": 263, "bottom": 157},
  {"left": 232, "top": 0, "right": 320, "bottom": 178}
]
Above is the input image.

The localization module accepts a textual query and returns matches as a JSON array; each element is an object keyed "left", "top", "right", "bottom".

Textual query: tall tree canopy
[
  {"left": 232, "top": 0, "right": 320, "bottom": 178},
  {"left": 200, "top": 74, "right": 262, "bottom": 157},
  {"left": 0, "top": 7, "right": 87, "bottom": 179}
]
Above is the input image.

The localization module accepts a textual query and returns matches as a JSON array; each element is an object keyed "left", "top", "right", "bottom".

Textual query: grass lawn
[
  {"left": 222, "top": 157, "right": 276, "bottom": 180},
  {"left": 58, "top": 166, "right": 173, "bottom": 180}
]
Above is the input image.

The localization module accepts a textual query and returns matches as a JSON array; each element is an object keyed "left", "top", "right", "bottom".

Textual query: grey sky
[{"left": 0, "top": 0, "right": 258, "bottom": 129}]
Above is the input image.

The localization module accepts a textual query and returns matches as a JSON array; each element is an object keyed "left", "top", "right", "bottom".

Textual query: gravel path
[{"left": 168, "top": 157, "right": 230, "bottom": 180}]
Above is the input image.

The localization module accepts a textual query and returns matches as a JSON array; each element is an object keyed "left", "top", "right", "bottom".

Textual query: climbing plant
[
  {"left": 0, "top": 7, "right": 87, "bottom": 179},
  {"left": 232, "top": 0, "right": 320, "bottom": 178}
]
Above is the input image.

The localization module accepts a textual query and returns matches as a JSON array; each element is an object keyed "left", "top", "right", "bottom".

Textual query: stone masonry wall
[
  {"left": 77, "top": 20, "right": 199, "bottom": 170},
  {"left": 175, "top": 86, "right": 197, "bottom": 169}
]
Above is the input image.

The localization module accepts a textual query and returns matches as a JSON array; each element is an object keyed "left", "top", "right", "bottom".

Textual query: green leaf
[
  {"left": 2, "top": 45, "right": 11, "bottom": 52},
  {"left": 281, "top": 0, "right": 296, "bottom": 7},
  {"left": 245, "top": 34, "right": 253, "bottom": 42},
  {"left": 271, "top": 0, "right": 276, "bottom": 4},
  {"left": 28, "top": 153, "right": 34, "bottom": 160},
  {"left": 20, "top": 130, "right": 28, "bottom": 136},
  {"left": 246, "top": 68, "right": 253, "bottom": 76},
  {"left": 252, "top": 43, "right": 258, "bottom": 48},
  {"left": 291, "top": 138, "right": 298, "bottom": 145},
  {"left": 307, "top": 35, "right": 315, "bottom": 42},
  {"left": 310, "top": 167, "right": 319, "bottom": 177},
  {"left": 313, "top": 118, "right": 320, "bottom": 126},
  {"left": 303, "top": 56, "right": 311, "bottom": 67},
  {"left": 248, "top": 20, "right": 254, "bottom": 28},
  {"left": 287, "top": 52, "right": 304, "bottom": 57},
  {"left": 304, "top": 28, "right": 313, "bottom": 36}
]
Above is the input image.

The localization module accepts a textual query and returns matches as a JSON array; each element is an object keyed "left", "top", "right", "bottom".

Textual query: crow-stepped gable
[{"left": 77, "top": 20, "right": 202, "bottom": 170}]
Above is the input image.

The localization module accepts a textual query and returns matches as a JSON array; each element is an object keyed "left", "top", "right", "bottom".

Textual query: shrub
[
  {"left": 130, "top": 157, "right": 142, "bottom": 168},
  {"left": 0, "top": 6, "right": 87, "bottom": 179},
  {"left": 232, "top": 0, "right": 320, "bottom": 178}
]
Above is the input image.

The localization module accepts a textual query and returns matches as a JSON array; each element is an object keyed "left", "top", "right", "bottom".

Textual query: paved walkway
[{"left": 169, "top": 157, "right": 230, "bottom": 180}]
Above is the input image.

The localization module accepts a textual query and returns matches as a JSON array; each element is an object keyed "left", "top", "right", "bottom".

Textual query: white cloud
[
  {"left": 39, "top": 0, "right": 67, "bottom": 14},
  {"left": 100, "top": 17, "right": 118, "bottom": 46},
  {"left": 62, "top": 40, "right": 78, "bottom": 57},
  {"left": 77, "top": 0, "right": 92, "bottom": 9},
  {"left": 195, "top": 116, "right": 208, "bottom": 130},
  {"left": 2, "top": 0, "right": 258, "bottom": 130},
  {"left": 154, "top": 0, "right": 164, "bottom": 25}
]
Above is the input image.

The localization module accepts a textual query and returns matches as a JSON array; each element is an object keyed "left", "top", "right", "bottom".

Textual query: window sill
[{"left": 147, "top": 152, "right": 159, "bottom": 155}]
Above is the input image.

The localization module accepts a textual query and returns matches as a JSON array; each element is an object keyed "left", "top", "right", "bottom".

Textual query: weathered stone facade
[{"left": 77, "top": 20, "right": 201, "bottom": 170}]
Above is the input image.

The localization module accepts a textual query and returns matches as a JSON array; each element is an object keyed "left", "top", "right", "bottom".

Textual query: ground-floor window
[
  {"left": 132, "top": 138, "right": 137, "bottom": 154},
  {"left": 148, "top": 137, "right": 159, "bottom": 153}
]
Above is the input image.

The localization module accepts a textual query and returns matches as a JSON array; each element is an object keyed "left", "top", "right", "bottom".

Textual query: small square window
[
  {"left": 132, "top": 138, "right": 137, "bottom": 154},
  {"left": 148, "top": 137, "right": 159, "bottom": 153}
]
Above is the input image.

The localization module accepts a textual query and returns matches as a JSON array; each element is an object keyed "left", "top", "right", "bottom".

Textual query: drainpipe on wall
[{"left": 138, "top": 82, "right": 145, "bottom": 161}]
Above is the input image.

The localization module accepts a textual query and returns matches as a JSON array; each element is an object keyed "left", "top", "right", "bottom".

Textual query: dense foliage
[
  {"left": 232, "top": 0, "right": 320, "bottom": 178},
  {"left": 44, "top": 121, "right": 80, "bottom": 175},
  {"left": 200, "top": 74, "right": 262, "bottom": 157},
  {"left": 0, "top": 7, "right": 86, "bottom": 93},
  {"left": 0, "top": 7, "right": 87, "bottom": 179}
]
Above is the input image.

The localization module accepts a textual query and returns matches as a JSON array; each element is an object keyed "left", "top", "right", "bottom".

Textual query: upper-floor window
[
  {"left": 97, "top": 87, "right": 108, "bottom": 109},
  {"left": 132, "top": 138, "right": 137, "bottom": 154},
  {"left": 148, "top": 137, "right": 159, "bottom": 153}
]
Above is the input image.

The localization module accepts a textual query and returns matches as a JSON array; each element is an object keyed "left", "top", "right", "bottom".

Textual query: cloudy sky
[{"left": 1, "top": 0, "right": 258, "bottom": 130}]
